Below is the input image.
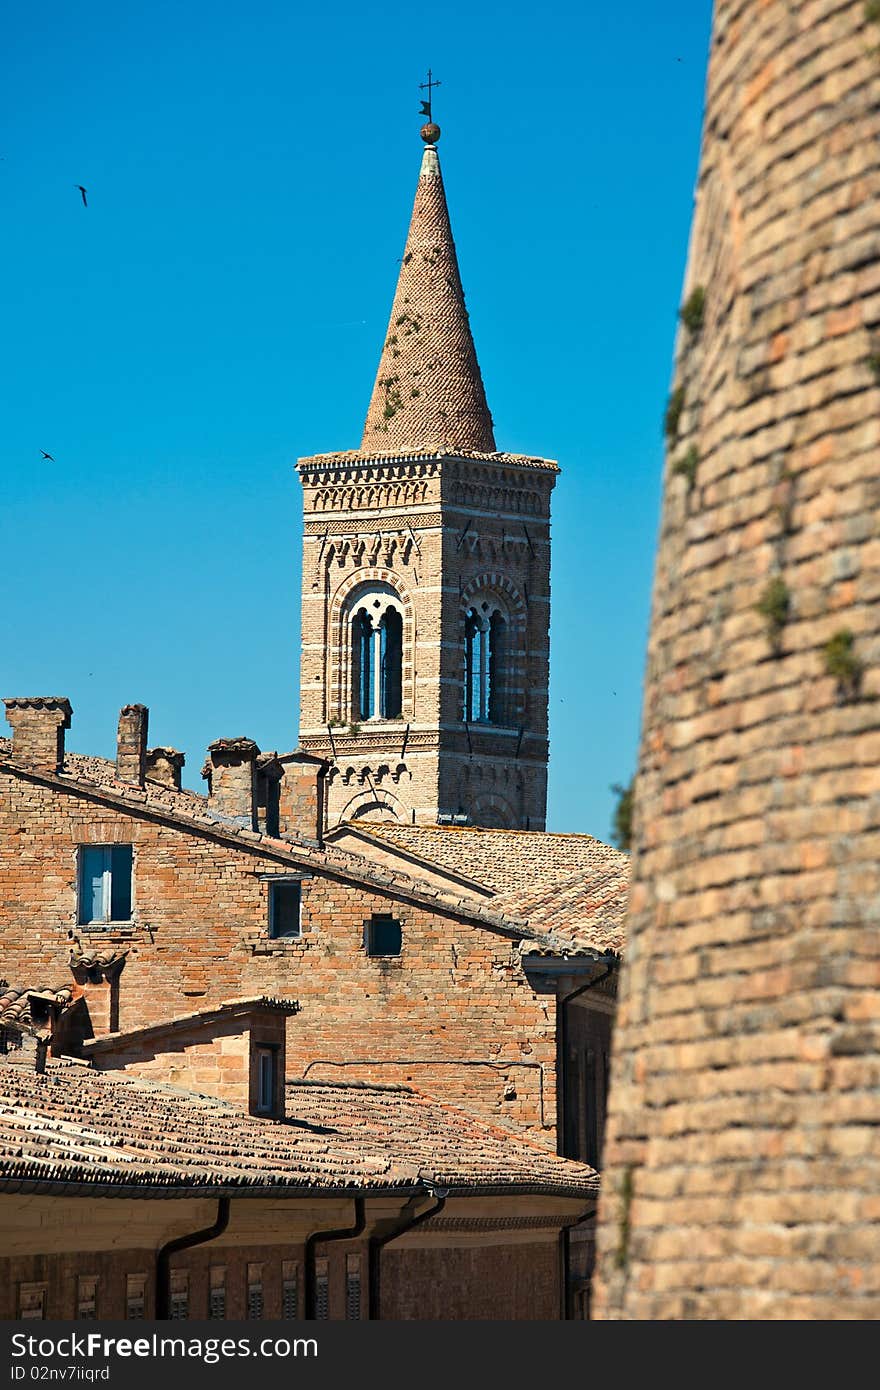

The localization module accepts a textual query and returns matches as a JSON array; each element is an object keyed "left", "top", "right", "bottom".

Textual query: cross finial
[{"left": 419, "top": 68, "right": 441, "bottom": 122}]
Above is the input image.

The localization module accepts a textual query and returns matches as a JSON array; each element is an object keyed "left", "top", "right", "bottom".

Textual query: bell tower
[{"left": 297, "top": 111, "right": 557, "bottom": 829}]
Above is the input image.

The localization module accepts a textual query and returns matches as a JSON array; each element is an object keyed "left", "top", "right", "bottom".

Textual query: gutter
[
  {"left": 155, "top": 1197, "right": 230, "bottom": 1319},
  {"left": 368, "top": 1188, "right": 446, "bottom": 1320},
  {"left": 304, "top": 1197, "right": 366, "bottom": 1319}
]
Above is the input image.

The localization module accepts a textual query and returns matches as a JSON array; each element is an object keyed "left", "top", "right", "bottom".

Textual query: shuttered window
[{"left": 78, "top": 846, "right": 132, "bottom": 924}]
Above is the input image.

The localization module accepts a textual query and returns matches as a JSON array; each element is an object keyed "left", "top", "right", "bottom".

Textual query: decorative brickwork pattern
[
  {"left": 594, "top": 0, "right": 880, "bottom": 1319},
  {"left": 361, "top": 144, "right": 496, "bottom": 454}
]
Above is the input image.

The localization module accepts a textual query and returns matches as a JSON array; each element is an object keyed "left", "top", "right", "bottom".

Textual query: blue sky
[{"left": 2, "top": 0, "right": 712, "bottom": 839}]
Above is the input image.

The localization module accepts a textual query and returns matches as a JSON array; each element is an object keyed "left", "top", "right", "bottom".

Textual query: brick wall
[
  {"left": 594, "top": 0, "right": 880, "bottom": 1319},
  {"left": 382, "top": 1240, "right": 559, "bottom": 1320},
  {"left": 0, "top": 770, "right": 557, "bottom": 1141}
]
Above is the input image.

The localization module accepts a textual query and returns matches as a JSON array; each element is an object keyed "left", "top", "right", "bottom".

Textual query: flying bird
[
  {"left": 40, "top": 450, "right": 55, "bottom": 462},
  {"left": 75, "top": 184, "right": 87, "bottom": 207}
]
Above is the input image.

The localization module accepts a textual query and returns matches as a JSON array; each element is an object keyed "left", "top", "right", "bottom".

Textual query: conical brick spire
[{"left": 361, "top": 131, "right": 496, "bottom": 454}]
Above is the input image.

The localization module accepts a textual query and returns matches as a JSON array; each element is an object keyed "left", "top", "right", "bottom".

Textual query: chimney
[
  {"left": 3, "top": 697, "right": 72, "bottom": 771},
  {"left": 116, "top": 705, "right": 149, "bottom": 786},
  {"left": 146, "top": 746, "right": 185, "bottom": 790},
  {"left": 204, "top": 738, "right": 259, "bottom": 825},
  {"left": 256, "top": 753, "right": 283, "bottom": 837},
  {"left": 278, "top": 751, "right": 329, "bottom": 844}
]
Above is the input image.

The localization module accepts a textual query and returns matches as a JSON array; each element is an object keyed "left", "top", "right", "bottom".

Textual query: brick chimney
[
  {"left": 3, "top": 697, "right": 72, "bottom": 771},
  {"left": 116, "top": 705, "right": 149, "bottom": 786},
  {"left": 256, "top": 753, "right": 283, "bottom": 837},
  {"left": 204, "top": 738, "right": 259, "bottom": 826},
  {"left": 146, "top": 746, "right": 185, "bottom": 790},
  {"left": 278, "top": 751, "right": 329, "bottom": 844}
]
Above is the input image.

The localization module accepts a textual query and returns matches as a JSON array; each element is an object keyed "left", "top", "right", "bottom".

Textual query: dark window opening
[
  {"left": 247, "top": 1265, "right": 264, "bottom": 1320},
  {"left": 380, "top": 608, "right": 402, "bottom": 718},
  {"left": 255, "top": 1046, "right": 278, "bottom": 1115},
  {"left": 315, "top": 1259, "right": 329, "bottom": 1320},
  {"left": 282, "top": 1264, "right": 299, "bottom": 1320},
  {"left": 464, "top": 606, "right": 507, "bottom": 724},
  {"left": 345, "top": 1256, "right": 361, "bottom": 1320},
  {"left": 488, "top": 611, "right": 507, "bottom": 724},
  {"left": 354, "top": 609, "right": 374, "bottom": 720},
  {"left": 269, "top": 880, "right": 302, "bottom": 939},
  {"left": 78, "top": 845, "right": 132, "bottom": 925},
  {"left": 365, "top": 913, "right": 402, "bottom": 957}
]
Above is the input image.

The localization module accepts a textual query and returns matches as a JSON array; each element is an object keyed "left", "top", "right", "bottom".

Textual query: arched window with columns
[
  {"left": 349, "top": 584, "right": 404, "bottom": 721},
  {"left": 464, "top": 600, "right": 509, "bottom": 724}
]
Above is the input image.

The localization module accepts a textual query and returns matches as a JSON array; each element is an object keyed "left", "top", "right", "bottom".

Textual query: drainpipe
[
  {"left": 368, "top": 1188, "right": 446, "bottom": 1320},
  {"left": 156, "top": 1197, "right": 230, "bottom": 1319},
  {"left": 304, "top": 1197, "right": 366, "bottom": 1319},
  {"left": 560, "top": 1206, "right": 595, "bottom": 1320}
]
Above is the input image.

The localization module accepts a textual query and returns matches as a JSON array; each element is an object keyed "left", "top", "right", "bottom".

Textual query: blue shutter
[{"left": 79, "top": 847, "right": 107, "bottom": 923}]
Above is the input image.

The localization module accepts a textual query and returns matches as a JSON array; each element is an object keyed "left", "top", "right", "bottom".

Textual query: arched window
[
  {"left": 488, "top": 611, "right": 507, "bottom": 724},
  {"left": 380, "top": 608, "right": 403, "bottom": 718},
  {"left": 348, "top": 585, "right": 405, "bottom": 721},
  {"left": 464, "top": 602, "right": 508, "bottom": 724},
  {"left": 354, "top": 610, "right": 374, "bottom": 719}
]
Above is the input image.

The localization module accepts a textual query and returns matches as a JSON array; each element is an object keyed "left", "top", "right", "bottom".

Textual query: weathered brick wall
[
  {"left": 1, "top": 1239, "right": 560, "bottom": 1321},
  {"left": 594, "top": 0, "right": 880, "bottom": 1318},
  {"left": 0, "top": 772, "right": 557, "bottom": 1141},
  {"left": 382, "top": 1240, "right": 560, "bottom": 1320},
  {"left": 90, "top": 1019, "right": 251, "bottom": 1105}
]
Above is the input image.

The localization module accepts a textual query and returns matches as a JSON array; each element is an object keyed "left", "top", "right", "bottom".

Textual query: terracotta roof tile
[
  {"left": 360, "top": 825, "right": 629, "bottom": 954},
  {"left": 0, "top": 1061, "right": 598, "bottom": 1198}
]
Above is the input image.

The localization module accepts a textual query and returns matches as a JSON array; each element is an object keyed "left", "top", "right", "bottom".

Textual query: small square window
[
  {"left": 268, "top": 880, "right": 301, "bottom": 939},
  {"left": 78, "top": 846, "right": 132, "bottom": 925},
  {"left": 365, "top": 913, "right": 402, "bottom": 957}
]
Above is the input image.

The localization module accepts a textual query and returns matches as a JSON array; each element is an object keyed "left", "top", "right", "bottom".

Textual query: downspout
[
  {"left": 368, "top": 1188, "right": 447, "bottom": 1320},
  {"left": 304, "top": 1197, "right": 366, "bottom": 1319},
  {"left": 156, "top": 1197, "right": 230, "bottom": 1320},
  {"left": 559, "top": 1206, "right": 595, "bottom": 1320}
]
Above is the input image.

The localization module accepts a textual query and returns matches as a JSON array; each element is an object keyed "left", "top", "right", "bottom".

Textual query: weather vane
[{"left": 419, "top": 68, "right": 441, "bottom": 123}]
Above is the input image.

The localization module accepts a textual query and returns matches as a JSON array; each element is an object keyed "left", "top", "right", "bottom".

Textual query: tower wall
[
  {"left": 594, "top": 0, "right": 880, "bottom": 1318},
  {"left": 297, "top": 452, "right": 555, "bottom": 828}
]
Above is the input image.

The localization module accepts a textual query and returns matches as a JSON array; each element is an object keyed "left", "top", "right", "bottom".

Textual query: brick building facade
[{"left": 594, "top": 0, "right": 880, "bottom": 1319}]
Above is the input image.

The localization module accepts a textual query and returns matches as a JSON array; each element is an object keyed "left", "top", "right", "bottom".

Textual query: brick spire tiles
[{"left": 360, "top": 139, "right": 496, "bottom": 455}]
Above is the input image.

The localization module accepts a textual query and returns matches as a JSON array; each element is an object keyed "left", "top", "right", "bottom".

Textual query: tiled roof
[
  {"left": 0, "top": 741, "right": 592, "bottom": 954},
  {"left": 0, "top": 983, "right": 72, "bottom": 1039},
  {"left": 361, "top": 825, "right": 629, "bottom": 954},
  {"left": 360, "top": 143, "right": 496, "bottom": 455},
  {"left": 0, "top": 1061, "right": 597, "bottom": 1198}
]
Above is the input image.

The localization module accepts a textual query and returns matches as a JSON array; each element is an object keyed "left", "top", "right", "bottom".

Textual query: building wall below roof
[
  {"left": 0, "top": 770, "right": 558, "bottom": 1143},
  {"left": 0, "top": 1194, "right": 580, "bottom": 1321}
]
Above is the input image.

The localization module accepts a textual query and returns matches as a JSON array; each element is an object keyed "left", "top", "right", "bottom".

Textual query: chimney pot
[
  {"left": 145, "top": 746, "right": 185, "bottom": 790},
  {"left": 278, "top": 750, "right": 329, "bottom": 844},
  {"left": 205, "top": 737, "right": 260, "bottom": 826},
  {"left": 3, "top": 697, "right": 72, "bottom": 771}
]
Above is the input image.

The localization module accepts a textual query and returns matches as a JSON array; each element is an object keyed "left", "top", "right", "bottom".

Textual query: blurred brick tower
[{"left": 594, "top": 0, "right": 880, "bottom": 1318}]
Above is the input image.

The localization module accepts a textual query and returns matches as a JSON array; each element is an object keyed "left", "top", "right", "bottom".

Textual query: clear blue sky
[{"left": 2, "top": 0, "right": 712, "bottom": 840}]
